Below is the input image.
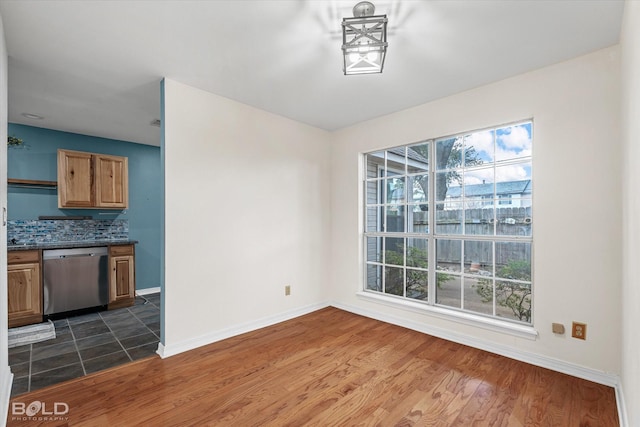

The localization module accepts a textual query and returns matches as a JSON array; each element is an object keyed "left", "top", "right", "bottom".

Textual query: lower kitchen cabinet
[
  {"left": 8, "top": 250, "right": 43, "bottom": 328},
  {"left": 108, "top": 244, "right": 135, "bottom": 309},
  {"left": 7, "top": 243, "right": 136, "bottom": 323}
]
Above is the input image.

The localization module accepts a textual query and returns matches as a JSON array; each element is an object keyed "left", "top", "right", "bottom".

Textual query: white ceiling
[{"left": 0, "top": 0, "right": 625, "bottom": 147}]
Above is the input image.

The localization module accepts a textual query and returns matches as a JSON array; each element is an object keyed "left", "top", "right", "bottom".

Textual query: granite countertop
[{"left": 8, "top": 240, "right": 138, "bottom": 251}]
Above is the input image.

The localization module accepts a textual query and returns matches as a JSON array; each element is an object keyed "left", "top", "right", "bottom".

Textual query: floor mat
[{"left": 8, "top": 320, "right": 56, "bottom": 348}]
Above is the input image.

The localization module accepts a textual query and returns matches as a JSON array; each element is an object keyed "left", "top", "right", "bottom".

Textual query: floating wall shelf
[{"left": 8, "top": 178, "right": 58, "bottom": 189}]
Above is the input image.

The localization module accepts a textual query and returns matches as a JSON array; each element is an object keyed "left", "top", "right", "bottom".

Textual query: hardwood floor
[{"left": 7, "top": 307, "right": 619, "bottom": 426}]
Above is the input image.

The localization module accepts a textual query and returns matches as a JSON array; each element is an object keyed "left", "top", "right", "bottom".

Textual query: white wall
[
  {"left": 0, "top": 10, "right": 11, "bottom": 424},
  {"left": 330, "top": 47, "right": 622, "bottom": 376},
  {"left": 621, "top": 1, "right": 640, "bottom": 425},
  {"left": 162, "top": 79, "right": 331, "bottom": 355}
]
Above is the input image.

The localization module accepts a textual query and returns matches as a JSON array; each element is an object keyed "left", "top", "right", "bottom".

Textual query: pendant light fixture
[{"left": 341, "top": 1, "right": 388, "bottom": 75}]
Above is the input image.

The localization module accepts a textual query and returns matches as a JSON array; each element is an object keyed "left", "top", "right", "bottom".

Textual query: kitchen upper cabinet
[
  {"left": 58, "top": 149, "right": 129, "bottom": 209},
  {"left": 8, "top": 250, "right": 43, "bottom": 328},
  {"left": 95, "top": 154, "right": 128, "bottom": 208},
  {"left": 57, "top": 150, "right": 94, "bottom": 207},
  {"left": 108, "top": 244, "right": 135, "bottom": 309}
]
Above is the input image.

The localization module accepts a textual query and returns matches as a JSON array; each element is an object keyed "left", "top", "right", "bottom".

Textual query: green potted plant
[{"left": 7, "top": 136, "right": 23, "bottom": 147}]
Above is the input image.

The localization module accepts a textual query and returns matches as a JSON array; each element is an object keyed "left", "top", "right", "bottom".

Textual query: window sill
[{"left": 356, "top": 291, "right": 538, "bottom": 341}]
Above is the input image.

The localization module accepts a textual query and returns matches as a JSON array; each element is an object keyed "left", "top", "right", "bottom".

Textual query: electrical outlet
[
  {"left": 285, "top": 285, "right": 291, "bottom": 296},
  {"left": 571, "top": 322, "right": 587, "bottom": 340}
]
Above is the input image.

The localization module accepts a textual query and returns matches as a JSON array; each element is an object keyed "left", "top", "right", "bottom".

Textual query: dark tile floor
[{"left": 8, "top": 292, "right": 161, "bottom": 397}]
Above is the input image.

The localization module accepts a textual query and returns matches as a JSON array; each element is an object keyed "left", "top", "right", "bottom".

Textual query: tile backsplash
[{"left": 8, "top": 219, "right": 129, "bottom": 244}]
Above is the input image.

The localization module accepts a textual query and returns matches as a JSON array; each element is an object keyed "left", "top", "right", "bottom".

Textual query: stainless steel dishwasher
[{"left": 42, "top": 247, "right": 109, "bottom": 315}]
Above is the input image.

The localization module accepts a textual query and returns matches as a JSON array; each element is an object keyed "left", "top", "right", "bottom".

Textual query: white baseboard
[
  {"left": 0, "top": 365, "right": 14, "bottom": 427},
  {"left": 615, "top": 381, "right": 629, "bottom": 427},
  {"left": 136, "top": 287, "right": 161, "bottom": 296},
  {"left": 157, "top": 301, "right": 331, "bottom": 358},
  {"left": 156, "top": 342, "right": 165, "bottom": 359},
  {"left": 331, "top": 300, "right": 620, "bottom": 388}
]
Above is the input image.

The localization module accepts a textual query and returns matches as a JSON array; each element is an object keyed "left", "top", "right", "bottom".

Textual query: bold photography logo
[{"left": 11, "top": 400, "right": 69, "bottom": 420}]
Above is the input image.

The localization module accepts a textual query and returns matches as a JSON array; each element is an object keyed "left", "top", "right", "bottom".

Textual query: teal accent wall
[{"left": 7, "top": 124, "right": 161, "bottom": 290}]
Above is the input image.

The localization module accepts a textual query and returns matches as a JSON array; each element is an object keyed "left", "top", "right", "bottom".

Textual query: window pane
[
  {"left": 408, "top": 205, "right": 429, "bottom": 234},
  {"left": 407, "top": 142, "right": 430, "bottom": 173},
  {"left": 495, "top": 123, "right": 532, "bottom": 162},
  {"left": 495, "top": 163, "right": 531, "bottom": 191},
  {"left": 386, "top": 177, "right": 406, "bottom": 204},
  {"left": 406, "top": 238, "right": 428, "bottom": 268},
  {"left": 496, "top": 207, "right": 531, "bottom": 237},
  {"left": 436, "top": 136, "right": 463, "bottom": 171},
  {"left": 366, "top": 206, "right": 383, "bottom": 232},
  {"left": 408, "top": 175, "right": 428, "bottom": 203},
  {"left": 386, "top": 147, "right": 406, "bottom": 175},
  {"left": 436, "top": 203, "right": 462, "bottom": 234},
  {"left": 366, "top": 151, "right": 385, "bottom": 173},
  {"left": 496, "top": 280, "right": 531, "bottom": 323},
  {"left": 464, "top": 129, "right": 494, "bottom": 164},
  {"left": 463, "top": 240, "right": 493, "bottom": 275},
  {"left": 385, "top": 206, "right": 405, "bottom": 232},
  {"left": 436, "top": 171, "right": 460, "bottom": 202},
  {"left": 366, "top": 264, "right": 382, "bottom": 292},
  {"left": 495, "top": 242, "right": 532, "bottom": 281},
  {"left": 412, "top": 204, "right": 429, "bottom": 213},
  {"left": 495, "top": 162, "right": 531, "bottom": 182},
  {"left": 495, "top": 162, "right": 531, "bottom": 236},
  {"left": 406, "top": 268, "right": 428, "bottom": 301},
  {"left": 464, "top": 168, "right": 494, "bottom": 198},
  {"left": 385, "top": 266, "right": 404, "bottom": 296},
  {"left": 464, "top": 276, "right": 493, "bottom": 315},
  {"left": 436, "top": 274, "right": 461, "bottom": 308},
  {"left": 365, "top": 179, "right": 383, "bottom": 206},
  {"left": 366, "top": 237, "right": 383, "bottom": 263},
  {"left": 437, "top": 239, "right": 461, "bottom": 272},
  {"left": 385, "top": 237, "right": 404, "bottom": 266},
  {"left": 464, "top": 204, "right": 495, "bottom": 235}
]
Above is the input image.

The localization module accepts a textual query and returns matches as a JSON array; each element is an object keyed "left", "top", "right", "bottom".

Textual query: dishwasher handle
[
  {"left": 56, "top": 253, "right": 100, "bottom": 259},
  {"left": 42, "top": 247, "right": 109, "bottom": 260}
]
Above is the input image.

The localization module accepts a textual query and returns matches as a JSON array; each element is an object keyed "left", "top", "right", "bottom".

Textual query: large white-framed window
[{"left": 363, "top": 120, "right": 533, "bottom": 325}]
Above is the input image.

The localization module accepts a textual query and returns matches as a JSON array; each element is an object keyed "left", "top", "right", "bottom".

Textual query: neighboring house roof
[
  {"left": 446, "top": 179, "right": 531, "bottom": 198},
  {"left": 388, "top": 147, "right": 429, "bottom": 165}
]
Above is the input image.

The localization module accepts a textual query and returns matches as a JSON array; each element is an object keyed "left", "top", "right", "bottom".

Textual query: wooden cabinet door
[
  {"left": 58, "top": 149, "right": 94, "bottom": 208},
  {"left": 109, "top": 245, "right": 135, "bottom": 309},
  {"left": 95, "top": 154, "right": 128, "bottom": 208},
  {"left": 8, "top": 262, "right": 42, "bottom": 328}
]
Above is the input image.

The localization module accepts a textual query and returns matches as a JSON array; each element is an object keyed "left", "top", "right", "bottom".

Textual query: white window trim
[
  {"left": 356, "top": 291, "right": 538, "bottom": 340},
  {"left": 362, "top": 120, "right": 534, "bottom": 334}
]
